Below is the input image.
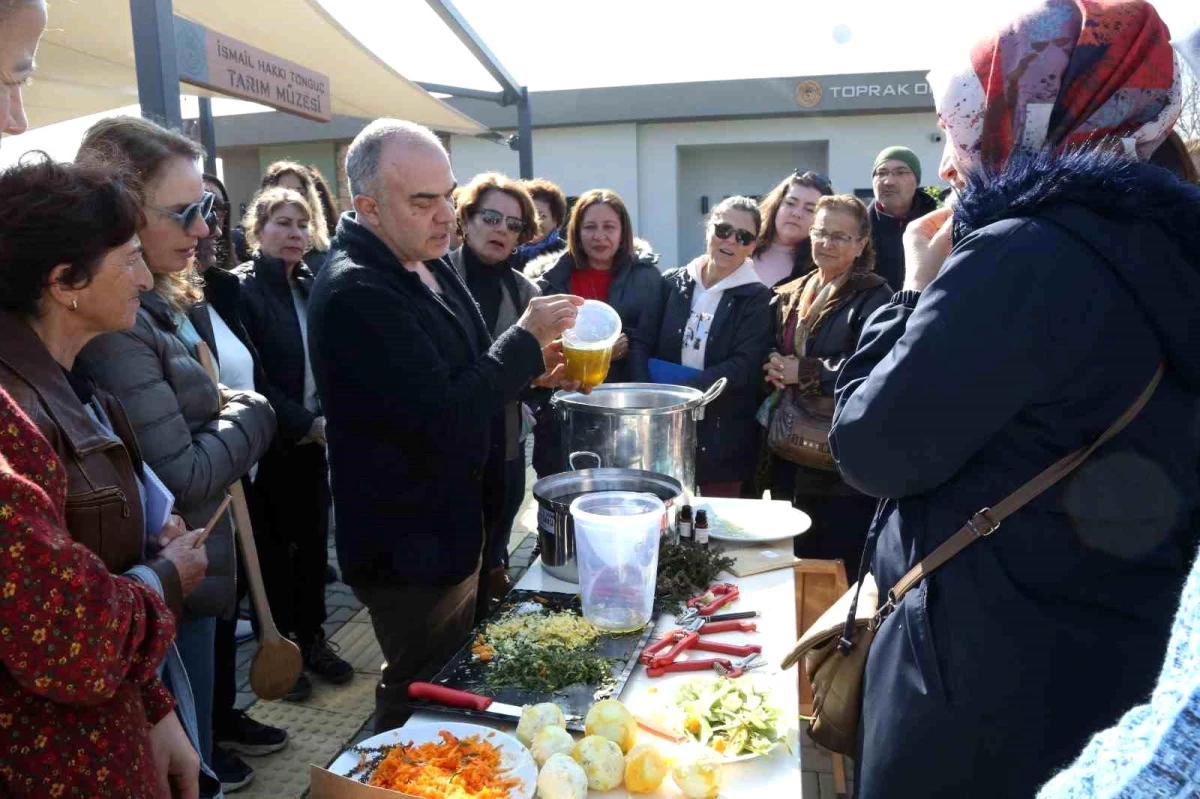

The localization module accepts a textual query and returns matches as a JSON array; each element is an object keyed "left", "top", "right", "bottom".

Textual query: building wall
[
  {"left": 219, "top": 147, "right": 265, "bottom": 222},
  {"left": 636, "top": 112, "right": 942, "bottom": 267},
  {"left": 258, "top": 141, "right": 342, "bottom": 205},
  {"left": 449, "top": 124, "right": 641, "bottom": 225},
  {"left": 450, "top": 111, "right": 941, "bottom": 268}
]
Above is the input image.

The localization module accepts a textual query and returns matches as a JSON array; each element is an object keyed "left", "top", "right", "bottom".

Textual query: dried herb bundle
[{"left": 655, "top": 539, "right": 735, "bottom": 613}]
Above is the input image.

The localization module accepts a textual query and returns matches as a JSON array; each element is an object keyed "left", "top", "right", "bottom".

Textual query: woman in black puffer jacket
[
  {"left": 234, "top": 187, "right": 353, "bottom": 693},
  {"left": 523, "top": 189, "right": 664, "bottom": 477}
]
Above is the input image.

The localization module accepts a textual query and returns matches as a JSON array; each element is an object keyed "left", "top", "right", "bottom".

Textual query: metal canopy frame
[
  {"left": 418, "top": 0, "right": 533, "bottom": 178},
  {"left": 127, "top": 0, "right": 534, "bottom": 179}
]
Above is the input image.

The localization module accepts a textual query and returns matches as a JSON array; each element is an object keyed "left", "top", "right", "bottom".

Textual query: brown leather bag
[
  {"left": 781, "top": 365, "right": 1164, "bottom": 755},
  {"left": 767, "top": 389, "right": 837, "bottom": 471}
]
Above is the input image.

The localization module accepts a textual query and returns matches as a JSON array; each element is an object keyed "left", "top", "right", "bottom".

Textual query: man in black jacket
[
  {"left": 866, "top": 146, "right": 938, "bottom": 291},
  {"left": 307, "top": 119, "right": 581, "bottom": 732}
]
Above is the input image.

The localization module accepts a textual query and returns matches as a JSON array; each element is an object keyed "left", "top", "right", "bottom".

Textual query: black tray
[{"left": 410, "top": 590, "right": 658, "bottom": 732}]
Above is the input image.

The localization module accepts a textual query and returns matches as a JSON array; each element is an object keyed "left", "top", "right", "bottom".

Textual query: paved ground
[{"left": 228, "top": 455, "right": 849, "bottom": 797}]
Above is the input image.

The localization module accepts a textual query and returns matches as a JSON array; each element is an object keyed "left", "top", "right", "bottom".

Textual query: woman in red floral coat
[{"left": 0, "top": 383, "right": 194, "bottom": 797}]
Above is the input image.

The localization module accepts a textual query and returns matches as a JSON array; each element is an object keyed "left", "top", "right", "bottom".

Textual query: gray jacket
[
  {"left": 78, "top": 291, "right": 276, "bottom": 618},
  {"left": 449, "top": 248, "right": 540, "bottom": 460}
]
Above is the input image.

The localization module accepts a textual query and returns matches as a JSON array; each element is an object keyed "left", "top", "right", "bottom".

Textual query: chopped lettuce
[{"left": 675, "top": 678, "right": 785, "bottom": 757}]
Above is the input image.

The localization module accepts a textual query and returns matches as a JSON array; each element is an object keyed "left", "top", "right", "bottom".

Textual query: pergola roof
[{"left": 27, "top": 0, "right": 487, "bottom": 134}]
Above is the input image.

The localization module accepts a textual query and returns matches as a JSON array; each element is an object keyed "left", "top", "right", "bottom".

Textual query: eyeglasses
[
  {"left": 809, "top": 228, "right": 860, "bottom": 245},
  {"left": 793, "top": 170, "right": 833, "bottom": 193},
  {"left": 713, "top": 222, "right": 757, "bottom": 247},
  {"left": 873, "top": 167, "right": 914, "bottom": 180},
  {"left": 477, "top": 208, "right": 526, "bottom": 234},
  {"left": 150, "top": 191, "right": 216, "bottom": 230}
]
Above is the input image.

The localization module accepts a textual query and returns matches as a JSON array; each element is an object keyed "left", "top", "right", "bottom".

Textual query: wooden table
[{"left": 403, "top": 557, "right": 804, "bottom": 797}]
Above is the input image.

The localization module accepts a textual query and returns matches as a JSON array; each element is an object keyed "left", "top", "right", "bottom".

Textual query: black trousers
[
  {"left": 771, "top": 457, "right": 878, "bottom": 572},
  {"left": 354, "top": 565, "right": 479, "bottom": 734},
  {"left": 254, "top": 443, "right": 330, "bottom": 647}
]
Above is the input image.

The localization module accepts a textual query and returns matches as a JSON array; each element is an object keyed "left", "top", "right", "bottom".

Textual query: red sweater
[{"left": 0, "top": 386, "right": 176, "bottom": 798}]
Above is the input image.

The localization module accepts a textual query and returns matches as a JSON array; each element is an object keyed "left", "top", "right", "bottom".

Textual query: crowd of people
[{"left": 0, "top": 0, "right": 1198, "bottom": 797}]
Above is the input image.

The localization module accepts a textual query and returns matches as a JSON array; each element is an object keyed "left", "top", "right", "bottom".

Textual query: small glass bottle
[
  {"left": 678, "top": 504, "right": 694, "bottom": 545},
  {"left": 694, "top": 510, "right": 710, "bottom": 551}
]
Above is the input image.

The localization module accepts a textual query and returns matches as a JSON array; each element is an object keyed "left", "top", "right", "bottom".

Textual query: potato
[
  {"left": 531, "top": 725, "right": 576, "bottom": 767},
  {"left": 672, "top": 747, "right": 724, "bottom": 799},
  {"left": 584, "top": 698, "right": 638, "bottom": 753},
  {"left": 516, "top": 702, "right": 565, "bottom": 746},
  {"left": 625, "top": 743, "right": 670, "bottom": 793},
  {"left": 536, "top": 752, "right": 588, "bottom": 799},
  {"left": 572, "top": 734, "right": 625, "bottom": 791}
]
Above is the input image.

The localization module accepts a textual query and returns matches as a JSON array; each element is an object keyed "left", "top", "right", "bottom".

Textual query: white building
[{"left": 214, "top": 71, "right": 945, "bottom": 269}]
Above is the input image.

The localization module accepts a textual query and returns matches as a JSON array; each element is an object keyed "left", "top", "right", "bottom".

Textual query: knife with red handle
[{"left": 407, "top": 682, "right": 527, "bottom": 719}]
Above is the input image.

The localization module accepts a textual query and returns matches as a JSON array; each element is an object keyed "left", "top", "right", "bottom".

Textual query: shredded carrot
[{"left": 368, "top": 730, "right": 522, "bottom": 798}]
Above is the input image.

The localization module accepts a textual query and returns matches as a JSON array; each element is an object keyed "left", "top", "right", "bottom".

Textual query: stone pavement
[{"left": 227, "top": 457, "right": 849, "bottom": 797}]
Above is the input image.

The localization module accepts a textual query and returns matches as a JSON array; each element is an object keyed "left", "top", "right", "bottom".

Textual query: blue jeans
[{"left": 175, "top": 614, "right": 217, "bottom": 764}]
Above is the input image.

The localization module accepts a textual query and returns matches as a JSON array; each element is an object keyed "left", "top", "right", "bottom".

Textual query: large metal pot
[
  {"left": 550, "top": 379, "right": 726, "bottom": 495},
  {"left": 533, "top": 468, "right": 684, "bottom": 583}
]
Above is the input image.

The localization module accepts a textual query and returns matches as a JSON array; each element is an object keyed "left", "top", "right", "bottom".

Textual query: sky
[{"left": 1, "top": 0, "right": 1197, "bottom": 167}]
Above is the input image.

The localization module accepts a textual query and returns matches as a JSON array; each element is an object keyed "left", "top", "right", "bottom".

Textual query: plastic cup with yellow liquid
[{"left": 561, "top": 300, "right": 622, "bottom": 391}]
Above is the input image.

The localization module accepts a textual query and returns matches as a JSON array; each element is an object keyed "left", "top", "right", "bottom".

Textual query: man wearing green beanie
[{"left": 868, "top": 145, "right": 938, "bottom": 292}]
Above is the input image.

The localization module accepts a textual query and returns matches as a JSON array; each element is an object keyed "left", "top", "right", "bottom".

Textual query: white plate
[
  {"left": 326, "top": 721, "right": 537, "bottom": 798},
  {"left": 694, "top": 497, "right": 811, "bottom": 544}
]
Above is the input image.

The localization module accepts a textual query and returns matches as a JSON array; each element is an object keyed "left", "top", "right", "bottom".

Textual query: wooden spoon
[{"left": 197, "top": 343, "right": 304, "bottom": 700}]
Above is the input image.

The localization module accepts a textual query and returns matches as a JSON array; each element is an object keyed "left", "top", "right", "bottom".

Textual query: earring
[{"left": 70, "top": 299, "right": 78, "bottom": 311}]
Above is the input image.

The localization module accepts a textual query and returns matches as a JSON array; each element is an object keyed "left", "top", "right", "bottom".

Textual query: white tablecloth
[{"left": 403, "top": 557, "right": 804, "bottom": 797}]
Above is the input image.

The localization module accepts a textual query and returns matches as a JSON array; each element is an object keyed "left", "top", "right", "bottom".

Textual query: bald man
[{"left": 308, "top": 120, "right": 581, "bottom": 731}]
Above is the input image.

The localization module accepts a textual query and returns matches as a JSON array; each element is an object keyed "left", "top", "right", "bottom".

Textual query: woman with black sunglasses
[
  {"left": 75, "top": 116, "right": 276, "bottom": 787},
  {"left": 650, "top": 196, "right": 773, "bottom": 496},
  {"left": 752, "top": 171, "right": 835, "bottom": 288},
  {"left": 447, "top": 172, "right": 541, "bottom": 618}
]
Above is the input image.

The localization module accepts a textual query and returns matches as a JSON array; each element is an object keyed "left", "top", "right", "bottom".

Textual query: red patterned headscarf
[{"left": 929, "top": 0, "right": 1182, "bottom": 173}]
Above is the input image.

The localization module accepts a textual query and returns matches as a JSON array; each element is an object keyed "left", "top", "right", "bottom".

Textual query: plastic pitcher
[
  {"left": 571, "top": 491, "right": 664, "bottom": 633},
  {"left": 561, "top": 300, "right": 622, "bottom": 391}
]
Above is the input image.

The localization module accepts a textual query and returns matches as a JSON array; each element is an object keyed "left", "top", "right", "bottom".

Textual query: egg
[
  {"left": 572, "top": 734, "right": 625, "bottom": 791},
  {"left": 672, "top": 747, "right": 724, "bottom": 799},
  {"left": 516, "top": 702, "right": 566, "bottom": 746},
  {"left": 531, "top": 725, "right": 576, "bottom": 767},
  {"left": 584, "top": 698, "right": 638, "bottom": 753},
  {"left": 536, "top": 752, "right": 588, "bottom": 799},
  {"left": 624, "top": 743, "right": 670, "bottom": 793}
]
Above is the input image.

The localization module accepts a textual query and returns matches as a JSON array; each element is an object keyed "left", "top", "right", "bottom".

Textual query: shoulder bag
[
  {"left": 781, "top": 364, "right": 1164, "bottom": 755},
  {"left": 767, "top": 388, "right": 837, "bottom": 471}
]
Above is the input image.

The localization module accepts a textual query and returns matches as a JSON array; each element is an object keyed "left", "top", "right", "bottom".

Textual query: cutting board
[
  {"left": 726, "top": 544, "right": 802, "bottom": 577},
  {"left": 408, "top": 590, "right": 658, "bottom": 732}
]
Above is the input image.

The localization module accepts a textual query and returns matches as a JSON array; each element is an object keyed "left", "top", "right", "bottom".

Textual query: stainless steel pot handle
[
  {"left": 569, "top": 451, "right": 602, "bottom": 471},
  {"left": 693, "top": 377, "right": 728, "bottom": 420}
]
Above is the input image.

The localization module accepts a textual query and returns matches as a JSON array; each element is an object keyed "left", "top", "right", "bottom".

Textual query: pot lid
[{"left": 551, "top": 382, "right": 706, "bottom": 416}]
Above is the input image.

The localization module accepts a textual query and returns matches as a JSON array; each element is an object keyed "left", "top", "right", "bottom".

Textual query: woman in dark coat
[
  {"left": 524, "top": 189, "right": 664, "bottom": 477},
  {"left": 651, "top": 196, "right": 772, "bottom": 496},
  {"left": 448, "top": 172, "right": 542, "bottom": 616},
  {"left": 830, "top": 2, "right": 1200, "bottom": 795},
  {"left": 761, "top": 194, "right": 892, "bottom": 567},
  {"left": 234, "top": 187, "right": 353, "bottom": 692}
]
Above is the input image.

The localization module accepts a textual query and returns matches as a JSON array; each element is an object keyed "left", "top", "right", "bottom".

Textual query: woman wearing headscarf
[{"left": 830, "top": 2, "right": 1200, "bottom": 796}]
